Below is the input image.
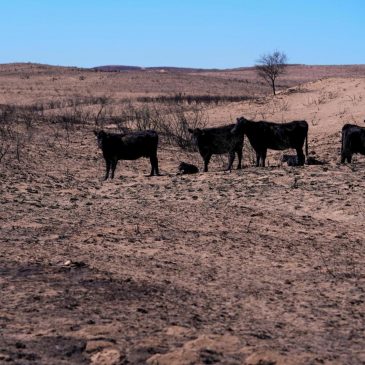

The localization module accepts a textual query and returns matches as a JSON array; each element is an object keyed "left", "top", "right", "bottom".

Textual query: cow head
[
  {"left": 231, "top": 117, "right": 248, "bottom": 135},
  {"left": 188, "top": 128, "right": 204, "bottom": 138},
  {"left": 94, "top": 130, "right": 107, "bottom": 149}
]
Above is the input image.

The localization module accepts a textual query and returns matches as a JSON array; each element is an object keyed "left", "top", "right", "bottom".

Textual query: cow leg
[
  {"left": 236, "top": 149, "right": 243, "bottom": 169},
  {"left": 261, "top": 150, "right": 267, "bottom": 167},
  {"left": 150, "top": 154, "right": 159, "bottom": 176},
  {"left": 341, "top": 151, "right": 352, "bottom": 164},
  {"left": 154, "top": 156, "right": 160, "bottom": 176},
  {"left": 104, "top": 159, "right": 111, "bottom": 180},
  {"left": 110, "top": 159, "right": 118, "bottom": 179},
  {"left": 227, "top": 151, "right": 235, "bottom": 171},
  {"left": 255, "top": 153, "right": 261, "bottom": 167},
  {"left": 296, "top": 148, "right": 305, "bottom": 166},
  {"left": 204, "top": 154, "right": 212, "bottom": 172}
]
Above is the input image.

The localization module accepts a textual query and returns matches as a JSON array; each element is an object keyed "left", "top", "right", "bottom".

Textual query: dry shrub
[
  {"left": 0, "top": 96, "right": 208, "bottom": 165},
  {"left": 303, "top": 91, "right": 338, "bottom": 107},
  {"left": 0, "top": 105, "right": 32, "bottom": 163},
  {"left": 161, "top": 105, "right": 208, "bottom": 150},
  {"left": 115, "top": 102, "right": 207, "bottom": 150},
  {"left": 0, "top": 131, "right": 10, "bottom": 163},
  {"left": 136, "top": 93, "right": 252, "bottom": 105},
  {"left": 43, "top": 96, "right": 110, "bottom": 138}
]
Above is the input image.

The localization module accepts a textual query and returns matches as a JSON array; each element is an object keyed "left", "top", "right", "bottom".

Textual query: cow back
[
  {"left": 195, "top": 124, "right": 243, "bottom": 155},
  {"left": 342, "top": 124, "right": 365, "bottom": 154},
  {"left": 101, "top": 130, "right": 158, "bottom": 160},
  {"left": 246, "top": 120, "right": 308, "bottom": 151}
]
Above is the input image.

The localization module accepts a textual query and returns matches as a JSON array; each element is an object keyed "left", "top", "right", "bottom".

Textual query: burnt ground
[{"left": 0, "top": 123, "right": 364, "bottom": 365}]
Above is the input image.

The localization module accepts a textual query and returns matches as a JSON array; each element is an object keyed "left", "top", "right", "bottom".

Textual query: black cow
[
  {"left": 188, "top": 124, "right": 244, "bottom": 172},
  {"left": 231, "top": 117, "right": 308, "bottom": 167},
  {"left": 341, "top": 124, "right": 365, "bottom": 163},
  {"left": 178, "top": 162, "right": 199, "bottom": 174},
  {"left": 94, "top": 130, "right": 160, "bottom": 179}
]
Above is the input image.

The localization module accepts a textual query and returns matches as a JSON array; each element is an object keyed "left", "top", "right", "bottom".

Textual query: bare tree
[{"left": 256, "top": 51, "right": 288, "bottom": 95}]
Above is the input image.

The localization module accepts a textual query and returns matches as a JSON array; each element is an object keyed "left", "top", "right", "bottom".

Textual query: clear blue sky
[{"left": 1, "top": 0, "right": 364, "bottom": 68}]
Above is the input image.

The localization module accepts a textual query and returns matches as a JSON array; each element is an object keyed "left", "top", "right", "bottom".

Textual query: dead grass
[{"left": 0, "top": 63, "right": 365, "bottom": 364}]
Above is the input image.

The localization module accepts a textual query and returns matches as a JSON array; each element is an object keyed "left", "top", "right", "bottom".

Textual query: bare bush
[
  {"left": 94, "top": 96, "right": 110, "bottom": 126},
  {"left": 50, "top": 108, "right": 90, "bottom": 140},
  {"left": 114, "top": 102, "right": 158, "bottom": 132},
  {"left": 0, "top": 96, "right": 207, "bottom": 165},
  {"left": 43, "top": 96, "right": 112, "bottom": 138},
  {"left": 161, "top": 105, "right": 208, "bottom": 150},
  {"left": 0, "top": 105, "right": 31, "bottom": 163},
  {"left": 0, "top": 139, "right": 10, "bottom": 163},
  {"left": 137, "top": 94, "right": 252, "bottom": 105},
  {"left": 114, "top": 102, "right": 207, "bottom": 150}
]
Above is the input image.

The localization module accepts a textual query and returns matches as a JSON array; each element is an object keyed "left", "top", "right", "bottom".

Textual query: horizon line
[{"left": 2, "top": 61, "right": 365, "bottom": 71}]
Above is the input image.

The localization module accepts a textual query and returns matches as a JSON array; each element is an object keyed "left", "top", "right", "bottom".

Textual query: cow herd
[{"left": 94, "top": 118, "right": 365, "bottom": 179}]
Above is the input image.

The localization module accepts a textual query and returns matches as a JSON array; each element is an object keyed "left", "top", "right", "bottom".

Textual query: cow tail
[
  {"left": 340, "top": 129, "right": 344, "bottom": 155},
  {"left": 305, "top": 129, "right": 308, "bottom": 157}
]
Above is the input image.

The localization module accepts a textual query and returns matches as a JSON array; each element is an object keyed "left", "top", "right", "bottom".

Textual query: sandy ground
[{"left": 1, "top": 70, "right": 365, "bottom": 364}]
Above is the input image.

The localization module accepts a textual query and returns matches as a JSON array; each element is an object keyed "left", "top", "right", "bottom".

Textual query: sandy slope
[
  {"left": 0, "top": 76, "right": 365, "bottom": 364},
  {"left": 207, "top": 77, "right": 365, "bottom": 131}
]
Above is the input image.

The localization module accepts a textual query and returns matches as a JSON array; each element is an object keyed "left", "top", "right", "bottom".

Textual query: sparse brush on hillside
[
  {"left": 137, "top": 94, "right": 253, "bottom": 105},
  {"left": 38, "top": 96, "right": 207, "bottom": 151},
  {"left": 0, "top": 96, "right": 210, "bottom": 166},
  {"left": 0, "top": 128, "right": 10, "bottom": 163},
  {"left": 0, "top": 105, "right": 36, "bottom": 163},
  {"left": 115, "top": 102, "right": 207, "bottom": 150}
]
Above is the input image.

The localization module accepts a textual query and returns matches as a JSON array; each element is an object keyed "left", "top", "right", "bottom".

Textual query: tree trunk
[{"left": 271, "top": 79, "right": 276, "bottom": 95}]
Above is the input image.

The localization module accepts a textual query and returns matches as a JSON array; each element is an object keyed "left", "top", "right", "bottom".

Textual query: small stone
[
  {"left": 0, "top": 353, "right": 11, "bottom": 361},
  {"left": 90, "top": 348, "right": 121, "bottom": 365},
  {"left": 86, "top": 340, "right": 116, "bottom": 353}
]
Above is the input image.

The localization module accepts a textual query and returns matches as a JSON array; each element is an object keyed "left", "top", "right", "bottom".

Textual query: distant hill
[
  {"left": 1, "top": 62, "right": 365, "bottom": 106},
  {"left": 92, "top": 65, "right": 224, "bottom": 73},
  {"left": 92, "top": 65, "right": 144, "bottom": 72},
  {"left": 2, "top": 62, "right": 365, "bottom": 76},
  {"left": 91, "top": 64, "right": 365, "bottom": 76}
]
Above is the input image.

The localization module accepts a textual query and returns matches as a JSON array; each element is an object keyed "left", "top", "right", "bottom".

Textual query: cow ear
[{"left": 188, "top": 128, "right": 194, "bottom": 134}]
